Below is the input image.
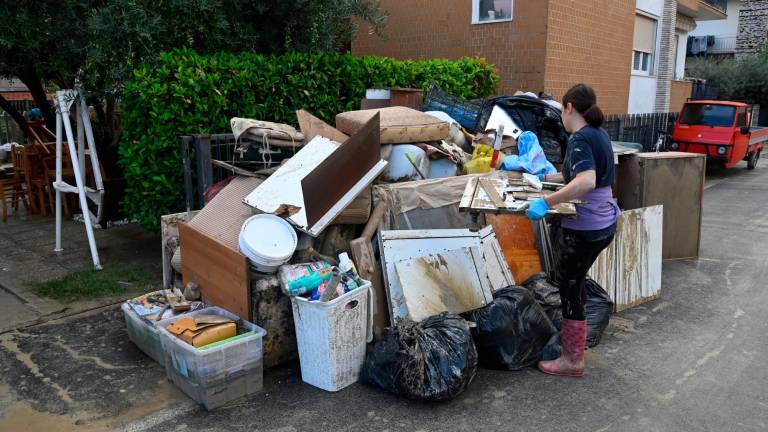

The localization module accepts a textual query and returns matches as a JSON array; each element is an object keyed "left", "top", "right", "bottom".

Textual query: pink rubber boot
[{"left": 538, "top": 319, "right": 586, "bottom": 377}]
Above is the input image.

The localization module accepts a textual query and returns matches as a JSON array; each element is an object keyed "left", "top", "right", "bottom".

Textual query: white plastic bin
[
  {"left": 291, "top": 282, "right": 372, "bottom": 392},
  {"left": 158, "top": 307, "right": 267, "bottom": 410}
]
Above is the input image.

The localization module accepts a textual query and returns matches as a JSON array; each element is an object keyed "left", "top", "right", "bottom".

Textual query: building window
[
  {"left": 472, "top": 0, "right": 514, "bottom": 24},
  {"left": 633, "top": 13, "right": 657, "bottom": 75}
]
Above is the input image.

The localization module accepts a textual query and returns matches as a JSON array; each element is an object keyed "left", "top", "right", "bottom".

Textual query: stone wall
[{"left": 736, "top": 0, "right": 768, "bottom": 57}]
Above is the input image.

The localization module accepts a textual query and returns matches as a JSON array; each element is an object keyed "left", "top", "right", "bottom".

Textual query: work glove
[
  {"left": 526, "top": 198, "right": 549, "bottom": 221},
  {"left": 537, "top": 173, "right": 547, "bottom": 182}
]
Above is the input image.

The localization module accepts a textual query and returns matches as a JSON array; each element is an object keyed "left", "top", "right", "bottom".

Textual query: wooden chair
[{"left": 0, "top": 147, "right": 30, "bottom": 223}]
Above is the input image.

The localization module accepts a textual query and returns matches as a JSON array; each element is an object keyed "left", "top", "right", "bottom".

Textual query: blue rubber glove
[
  {"left": 526, "top": 198, "right": 549, "bottom": 220},
  {"left": 537, "top": 173, "right": 547, "bottom": 182}
]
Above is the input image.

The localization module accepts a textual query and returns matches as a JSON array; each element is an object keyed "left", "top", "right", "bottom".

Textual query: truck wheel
[{"left": 747, "top": 149, "right": 760, "bottom": 170}]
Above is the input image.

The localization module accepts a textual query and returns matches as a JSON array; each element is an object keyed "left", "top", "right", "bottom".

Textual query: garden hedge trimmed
[{"left": 119, "top": 49, "right": 499, "bottom": 229}]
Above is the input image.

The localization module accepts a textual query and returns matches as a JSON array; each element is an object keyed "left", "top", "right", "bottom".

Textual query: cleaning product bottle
[
  {"left": 338, "top": 252, "right": 361, "bottom": 290},
  {"left": 285, "top": 262, "right": 333, "bottom": 296}
]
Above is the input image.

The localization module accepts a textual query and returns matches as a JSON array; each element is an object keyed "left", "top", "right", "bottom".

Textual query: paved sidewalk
[{"left": 0, "top": 212, "right": 161, "bottom": 332}]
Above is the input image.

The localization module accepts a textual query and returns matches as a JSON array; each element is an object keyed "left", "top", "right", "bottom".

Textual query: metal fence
[
  {"left": 180, "top": 133, "right": 299, "bottom": 211},
  {"left": 0, "top": 99, "right": 35, "bottom": 144},
  {"left": 702, "top": 0, "right": 727, "bottom": 13},
  {"left": 604, "top": 112, "right": 679, "bottom": 151}
]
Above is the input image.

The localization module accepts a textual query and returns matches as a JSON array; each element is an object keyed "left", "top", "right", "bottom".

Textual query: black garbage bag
[
  {"left": 476, "top": 95, "right": 569, "bottom": 164},
  {"left": 540, "top": 333, "right": 562, "bottom": 361},
  {"left": 522, "top": 273, "right": 563, "bottom": 330},
  {"left": 585, "top": 278, "right": 613, "bottom": 347},
  {"left": 462, "top": 287, "right": 556, "bottom": 370},
  {"left": 361, "top": 312, "right": 477, "bottom": 401}
]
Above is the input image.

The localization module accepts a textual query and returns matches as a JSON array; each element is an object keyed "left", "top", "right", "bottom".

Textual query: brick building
[{"left": 353, "top": 0, "right": 727, "bottom": 114}]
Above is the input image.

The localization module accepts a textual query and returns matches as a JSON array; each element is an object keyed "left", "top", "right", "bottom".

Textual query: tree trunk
[
  {"left": 0, "top": 94, "right": 27, "bottom": 131},
  {"left": 17, "top": 70, "right": 55, "bottom": 130}
]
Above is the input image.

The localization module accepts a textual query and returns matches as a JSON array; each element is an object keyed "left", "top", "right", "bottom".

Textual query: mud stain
[{"left": 0, "top": 334, "right": 74, "bottom": 404}]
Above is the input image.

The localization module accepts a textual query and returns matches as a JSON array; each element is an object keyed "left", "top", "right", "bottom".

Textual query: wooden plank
[
  {"left": 479, "top": 225, "right": 516, "bottom": 291},
  {"left": 302, "top": 113, "right": 381, "bottom": 228},
  {"left": 179, "top": 222, "right": 250, "bottom": 320},
  {"left": 479, "top": 178, "right": 506, "bottom": 209},
  {"left": 296, "top": 109, "right": 349, "bottom": 144},
  {"left": 486, "top": 214, "right": 542, "bottom": 284}
]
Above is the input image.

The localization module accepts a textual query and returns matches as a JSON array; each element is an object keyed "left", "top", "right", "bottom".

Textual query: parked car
[{"left": 670, "top": 100, "right": 768, "bottom": 169}]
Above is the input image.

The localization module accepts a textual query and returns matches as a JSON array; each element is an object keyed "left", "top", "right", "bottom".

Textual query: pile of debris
[{"left": 125, "top": 86, "right": 662, "bottom": 409}]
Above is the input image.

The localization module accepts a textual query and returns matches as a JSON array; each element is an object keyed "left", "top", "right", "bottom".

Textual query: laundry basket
[{"left": 291, "top": 282, "right": 372, "bottom": 392}]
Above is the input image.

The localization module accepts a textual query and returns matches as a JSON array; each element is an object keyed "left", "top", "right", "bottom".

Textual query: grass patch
[{"left": 32, "top": 264, "right": 154, "bottom": 303}]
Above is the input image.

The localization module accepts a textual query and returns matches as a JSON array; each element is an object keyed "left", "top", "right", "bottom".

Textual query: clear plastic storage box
[
  {"left": 121, "top": 302, "right": 168, "bottom": 366},
  {"left": 158, "top": 307, "right": 267, "bottom": 410}
]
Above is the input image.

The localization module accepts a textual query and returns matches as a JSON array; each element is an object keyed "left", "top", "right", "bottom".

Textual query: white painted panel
[
  {"left": 629, "top": 75, "right": 659, "bottom": 114},
  {"left": 243, "top": 136, "right": 387, "bottom": 236},
  {"left": 380, "top": 230, "right": 493, "bottom": 322},
  {"left": 479, "top": 225, "right": 515, "bottom": 291},
  {"left": 589, "top": 205, "right": 663, "bottom": 311},
  {"left": 395, "top": 247, "right": 489, "bottom": 322}
]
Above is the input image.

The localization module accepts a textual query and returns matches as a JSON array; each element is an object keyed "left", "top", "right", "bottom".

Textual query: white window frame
[
  {"left": 632, "top": 11, "right": 659, "bottom": 77},
  {"left": 632, "top": 51, "right": 653, "bottom": 75},
  {"left": 472, "top": 0, "right": 514, "bottom": 24}
]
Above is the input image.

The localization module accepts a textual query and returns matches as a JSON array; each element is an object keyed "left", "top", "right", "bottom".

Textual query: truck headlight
[
  {"left": 669, "top": 142, "right": 679, "bottom": 150},
  {"left": 717, "top": 146, "right": 728, "bottom": 155}
]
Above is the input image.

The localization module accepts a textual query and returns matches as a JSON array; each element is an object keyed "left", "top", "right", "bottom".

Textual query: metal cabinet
[{"left": 616, "top": 152, "right": 706, "bottom": 260}]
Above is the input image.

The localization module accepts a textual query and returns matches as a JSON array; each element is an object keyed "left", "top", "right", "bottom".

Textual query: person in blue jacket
[{"left": 526, "top": 84, "right": 620, "bottom": 377}]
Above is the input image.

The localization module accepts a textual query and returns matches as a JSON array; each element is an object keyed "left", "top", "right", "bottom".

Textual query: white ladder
[{"left": 53, "top": 90, "right": 105, "bottom": 270}]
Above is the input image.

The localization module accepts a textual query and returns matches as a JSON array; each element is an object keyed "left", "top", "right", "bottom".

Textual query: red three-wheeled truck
[{"left": 670, "top": 100, "right": 768, "bottom": 169}]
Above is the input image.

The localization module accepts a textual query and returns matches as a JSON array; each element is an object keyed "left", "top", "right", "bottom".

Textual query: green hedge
[{"left": 119, "top": 49, "right": 500, "bottom": 229}]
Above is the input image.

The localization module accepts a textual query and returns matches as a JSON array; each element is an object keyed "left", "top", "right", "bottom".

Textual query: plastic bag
[
  {"left": 501, "top": 131, "right": 557, "bottom": 177},
  {"left": 585, "top": 278, "right": 613, "bottom": 347},
  {"left": 522, "top": 273, "right": 563, "bottom": 330},
  {"left": 463, "top": 287, "right": 556, "bottom": 370},
  {"left": 361, "top": 312, "right": 477, "bottom": 401},
  {"left": 540, "top": 333, "right": 562, "bottom": 361}
]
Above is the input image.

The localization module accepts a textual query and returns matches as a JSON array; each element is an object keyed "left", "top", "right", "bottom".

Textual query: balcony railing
[
  {"left": 701, "top": 0, "right": 727, "bottom": 13},
  {"left": 711, "top": 35, "right": 737, "bottom": 53}
]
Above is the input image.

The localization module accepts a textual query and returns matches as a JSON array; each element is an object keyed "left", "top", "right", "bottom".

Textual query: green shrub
[
  {"left": 687, "top": 42, "right": 768, "bottom": 108},
  {"left": 119, "top": 49, "right": 499, "bottom": 229}
]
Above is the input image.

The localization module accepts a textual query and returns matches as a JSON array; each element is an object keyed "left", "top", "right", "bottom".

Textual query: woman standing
[{"left": 526, "top": 84, "right": 620, "bottom": 377}]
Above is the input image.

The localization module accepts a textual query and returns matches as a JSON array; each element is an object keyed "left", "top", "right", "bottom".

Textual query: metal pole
[
  {"left": 79, "top": 95, "right": 103, "bottom": 190},
  {"left": 58, "top": 91, "right": 102, "bottom": 270},
  {"left": 76, "top": 100, "right": 86, "bottom": 180},
  {"left": 54, "top": 106, "right": 63, "bottom": 252}
]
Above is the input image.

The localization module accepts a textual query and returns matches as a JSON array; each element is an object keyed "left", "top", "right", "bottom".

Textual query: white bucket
[{"left": 239, "top": 214, "right": 297, "bottom": 273}]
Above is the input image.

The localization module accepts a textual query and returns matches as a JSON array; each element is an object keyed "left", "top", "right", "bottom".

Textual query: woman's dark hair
[{"left": 562, "top": 84, "right": 605, "bottom": 128}]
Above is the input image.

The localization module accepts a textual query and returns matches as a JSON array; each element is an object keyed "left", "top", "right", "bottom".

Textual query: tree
[
  {"left": 687, "top": 42, "right": 768, "bottom": 118},
  {"left": 0, "top": 0, "right": 386, "bottom": 158}
]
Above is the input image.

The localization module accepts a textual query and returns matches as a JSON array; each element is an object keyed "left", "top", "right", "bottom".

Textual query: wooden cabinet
[{"left": 616, "top": 152, "right": 706, "bottom": 260}]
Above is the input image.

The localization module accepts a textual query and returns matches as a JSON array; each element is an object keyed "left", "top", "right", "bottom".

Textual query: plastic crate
[
  {"left": 423, "top": 84, "right": 484, "bottom": 132},
  {"left": 121, "top": 302, "right": 168, "bottom": 366},
  {"left": 291, "top": 282, "right": 371, "bottom": 392},
  {"left": 158, "top": 307, "right": 267, "bottom": 410}
]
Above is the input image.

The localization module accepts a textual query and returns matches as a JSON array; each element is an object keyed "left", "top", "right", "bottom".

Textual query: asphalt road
[{"left": 1, "top": 157, "right": 767, "bottom": 432}]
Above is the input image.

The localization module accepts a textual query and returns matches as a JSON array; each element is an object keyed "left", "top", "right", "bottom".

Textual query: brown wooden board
[
  {"left": 296, "top": 110, "right": 349, "bottom": 144},
  {"left": 301, "top": 113, "right": 381, "bottom": 228},
  {"left": 179, "top": 222, "right": 250, "bottom": 320},
  {"left": 486, "top": 214, "right": 543, "bottom": 283}
]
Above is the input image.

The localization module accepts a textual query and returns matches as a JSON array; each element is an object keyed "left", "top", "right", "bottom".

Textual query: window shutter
[{"left": 634, "top": 15, "right": 656, "bottom": 53}]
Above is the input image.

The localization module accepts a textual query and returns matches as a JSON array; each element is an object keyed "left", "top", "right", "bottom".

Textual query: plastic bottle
[
  {"left": 286, "top": 264, "right": 333, "bottom": 296},
  {"left": 338, "top": 253, "right": 361, "bottom": 290}
]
